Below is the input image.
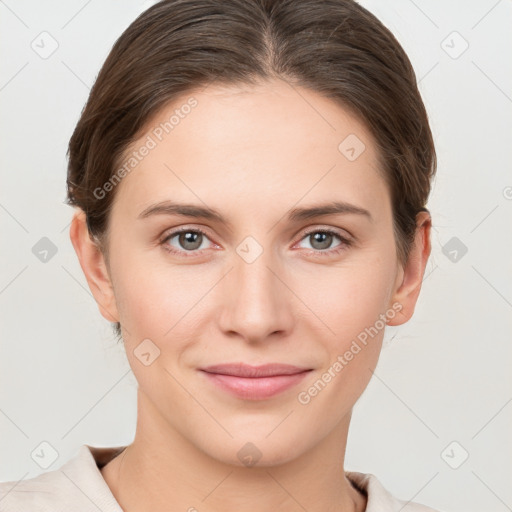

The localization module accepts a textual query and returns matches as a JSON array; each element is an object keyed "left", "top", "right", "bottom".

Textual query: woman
[{"left": 0, "top": 0, "right": 440, "bottom": 510}]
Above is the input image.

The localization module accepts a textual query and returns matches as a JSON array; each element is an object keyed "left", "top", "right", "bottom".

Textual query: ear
[
  {"left": 387, "top": 211, "right": 432, "bottom": 326},
  {"left": 68, "top": 209, "right": 119, "bottom": 323}
]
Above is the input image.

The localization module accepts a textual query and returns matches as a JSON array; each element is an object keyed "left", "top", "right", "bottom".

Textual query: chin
[{"left": 204, "top": 432, "right": 308, "bottom": 469}]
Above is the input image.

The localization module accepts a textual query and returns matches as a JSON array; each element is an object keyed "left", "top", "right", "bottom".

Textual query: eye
[
  {"left": 295, "top": 228, "right": 353, "bottom": 256},
  {"left": 160, "top": 227, "right": 215, "bottom": 257},
  {"left": 160, "top": 226, "right": 353, "bottom": 258}
]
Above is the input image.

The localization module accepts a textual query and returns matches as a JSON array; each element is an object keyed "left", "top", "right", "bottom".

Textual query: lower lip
[{"left": 200, "top": 371, "right": 311, "bottom": 400}]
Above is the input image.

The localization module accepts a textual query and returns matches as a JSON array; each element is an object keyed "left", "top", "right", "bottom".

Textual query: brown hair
[{"left": 66, "top": 0, "right": 436, "bottom": 341}]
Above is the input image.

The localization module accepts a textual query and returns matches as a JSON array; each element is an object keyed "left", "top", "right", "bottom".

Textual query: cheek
[
  {"left": 298, "top": 250, "right": 395, "bottom": 343},
  {"left": 109, "top": 245, "right": 207, "bottom": 339},
  {"left": 110, "top": 254, "right": 205, "bottom": 402},
  {"left": 294, "top": 262, "right": 393, "bottom": 415}
]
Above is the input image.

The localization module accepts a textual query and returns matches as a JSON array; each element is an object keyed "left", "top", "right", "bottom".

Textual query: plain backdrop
[{"left": 1, "top": 1, "right": 511, "bottom": 511}]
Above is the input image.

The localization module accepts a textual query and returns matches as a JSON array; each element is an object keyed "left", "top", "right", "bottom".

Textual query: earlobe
[
  {"left": 68, "top": 209, "right": 119, "bottom": 323},
  {"left": 387, "top": 211, "right": 432, "bottom": 326}
]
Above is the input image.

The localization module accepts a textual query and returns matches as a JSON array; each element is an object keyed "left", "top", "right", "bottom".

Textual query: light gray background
[{"left": 1, "top": 1, "right": 511, "bottom": 511}]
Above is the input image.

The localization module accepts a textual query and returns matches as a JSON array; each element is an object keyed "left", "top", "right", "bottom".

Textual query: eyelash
[{"left": 159, "top": 226, "right": 353, "bottom": 258}]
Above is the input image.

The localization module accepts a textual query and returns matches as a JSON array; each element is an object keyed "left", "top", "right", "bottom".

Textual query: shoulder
[
  {"left": 0, "top": 465, "right": 71, "bottom": 512},
  {"left": 0, "top": 445, "right": 124, "bottom": 512},
  {"left": 346, "top": 471, "right": 443, "bottom": 512}
]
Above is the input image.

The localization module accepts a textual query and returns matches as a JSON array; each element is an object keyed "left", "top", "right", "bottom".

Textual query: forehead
[{"left": 111, "top": 80, "right": 389, "bottom": 219}]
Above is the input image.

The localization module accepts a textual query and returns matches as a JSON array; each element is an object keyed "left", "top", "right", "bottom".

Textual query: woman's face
[{"left": 75, "top": 79, "right": 427, "bottom": 466}]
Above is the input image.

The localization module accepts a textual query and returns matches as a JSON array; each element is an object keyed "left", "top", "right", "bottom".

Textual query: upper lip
[{"left": 200, "top": 363, "right": 311, "bottom": 378}]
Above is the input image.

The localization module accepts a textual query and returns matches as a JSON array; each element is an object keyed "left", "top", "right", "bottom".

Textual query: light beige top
[{"left": 0, "top": 444, "right": 441, "bottom": 511}]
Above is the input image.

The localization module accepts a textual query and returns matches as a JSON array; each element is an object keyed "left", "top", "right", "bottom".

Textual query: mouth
[{"left": 199, "top": 363, "right": 313, "bottom": 400}]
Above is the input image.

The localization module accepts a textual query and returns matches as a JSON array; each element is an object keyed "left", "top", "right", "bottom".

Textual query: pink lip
[{"left": 199, "top": 363, "right": 312, "bottom": 400}]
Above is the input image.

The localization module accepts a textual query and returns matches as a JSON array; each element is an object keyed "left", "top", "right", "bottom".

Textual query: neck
[{"left": 101, "top": 389, "right": 367, "bottom": 512}]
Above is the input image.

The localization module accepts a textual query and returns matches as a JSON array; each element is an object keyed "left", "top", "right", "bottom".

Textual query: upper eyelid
[
  {"left": 161, "top": 225, "right": 215, "bottom": 242},
  {"left": 299, "top": 225, "right": 351, "bottom": 237}
]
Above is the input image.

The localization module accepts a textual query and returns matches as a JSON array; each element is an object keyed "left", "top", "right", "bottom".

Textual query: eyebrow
[{"left": 137, "top": 200, "right": 373, "bottom": 225}]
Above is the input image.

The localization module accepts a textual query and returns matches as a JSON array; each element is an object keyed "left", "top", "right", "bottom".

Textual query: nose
[{"left": 217, "top": 248, "right": 295, "bottom": 344}]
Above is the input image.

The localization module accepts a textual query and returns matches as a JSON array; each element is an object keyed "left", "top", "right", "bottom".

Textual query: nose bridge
[{"left": 217, "top": 241, "right": 293, "bottom": 342}]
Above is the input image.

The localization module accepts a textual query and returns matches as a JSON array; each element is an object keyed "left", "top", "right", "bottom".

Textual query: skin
[{"left": 70, "top": 78, "right": 431, "bottom": 512}]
